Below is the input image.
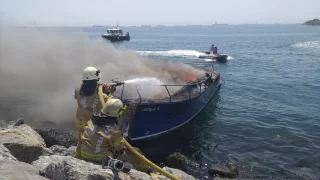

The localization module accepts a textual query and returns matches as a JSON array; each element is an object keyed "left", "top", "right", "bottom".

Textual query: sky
[{"left": 1, "top": 0, "right": 320, "bottom": 26}]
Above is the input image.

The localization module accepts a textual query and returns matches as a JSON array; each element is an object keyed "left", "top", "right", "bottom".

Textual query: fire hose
[{"left": 97, "top": 83, "right": 180, "bottom": 180}]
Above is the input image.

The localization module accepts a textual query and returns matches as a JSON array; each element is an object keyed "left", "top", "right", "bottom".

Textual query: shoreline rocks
[
  {"left": 0, "top": 138, "right": 49, "bottom": 180},
  {"left": 0, "top": 122, "right": 48, "bottom": 163},
  {"left": 32, "top": 155, "right": 197, "bottom": 180},
  {"left": 0, "top": 144, "right": 18, "bottom": 161},
  {"left": 0, "top": 118, "right": 25, "bottom": 130},
  {"left": 0, "top": 159, "right": 49, "bottom": 180},
  {"left": 32, "top": 155, "right": 114, "bottom": 180},
  {"left": 0, "top": 119, "right": 197, "bottom": 180},
  {"left": 208, "top": 163, "right": 238, "bottom": 179},
  {"left": 166, "top": 152, "right": 199, "bottom": 172},
  {"left": 35, "top": 128, "right": 77, "bottom": 148},
  {"left": 48, "top": 145, "right": 77, "bottom": 157}
]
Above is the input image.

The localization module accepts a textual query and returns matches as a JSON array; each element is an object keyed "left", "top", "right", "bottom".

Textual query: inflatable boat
[{"left": 199, "top": 52, "right": 228, "bottom": 63}]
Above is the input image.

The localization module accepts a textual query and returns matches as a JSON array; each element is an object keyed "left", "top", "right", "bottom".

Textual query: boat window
[{"left": 107, "top": 29, "right": 123, "bottom": 34}]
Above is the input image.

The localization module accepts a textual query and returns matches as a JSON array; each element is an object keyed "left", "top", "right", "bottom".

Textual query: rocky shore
[{"left": 0, "top": 118, "right": 238, "bottom": 180}]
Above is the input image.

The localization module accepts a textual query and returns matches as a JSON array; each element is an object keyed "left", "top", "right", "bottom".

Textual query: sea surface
[
  {"left": 3, "top": 24, "right": 320, "bottom": 179},
  {"left": 98, "top": 25, "right": 320, "bottom": 180}
]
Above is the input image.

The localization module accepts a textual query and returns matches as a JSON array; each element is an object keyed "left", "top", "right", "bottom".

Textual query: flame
[{"left": 179, "top": 71, "right": 199, "bottom": 82}]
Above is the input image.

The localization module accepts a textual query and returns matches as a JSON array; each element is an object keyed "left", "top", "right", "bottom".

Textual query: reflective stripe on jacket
[
  {"left": 80, "top": 120, "right": 125, "bottom": 162},
  {"left": 75, "top": 84, "right": 112, "bottom": 129}
]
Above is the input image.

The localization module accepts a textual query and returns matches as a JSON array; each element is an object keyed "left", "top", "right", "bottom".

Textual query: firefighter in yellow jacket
[
  {"left": 80, "top": 98, "right": 151, "bottom": 173},
  {"left": 74, "top": 66, "right": 114, "bottom": 158}
]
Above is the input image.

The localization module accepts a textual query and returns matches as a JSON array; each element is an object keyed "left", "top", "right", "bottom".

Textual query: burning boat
[{"left": 113, "top": 62, "right": 223, "bottom": 141}]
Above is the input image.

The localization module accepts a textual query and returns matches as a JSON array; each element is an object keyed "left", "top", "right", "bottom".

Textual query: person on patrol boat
[
  {"left": 74, "top": 66, "right": 114, "bottom": 159},
  {"left": 80, "top": 98, "right": 152, "bottom": 173},
  {"left": 209, "top": 44, "right": 218, "bottom": 54}
]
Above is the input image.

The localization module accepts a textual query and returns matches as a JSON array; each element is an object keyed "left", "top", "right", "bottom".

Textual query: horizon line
[{"left": 14, "top": 23, "right": 306, "bottom": 28}]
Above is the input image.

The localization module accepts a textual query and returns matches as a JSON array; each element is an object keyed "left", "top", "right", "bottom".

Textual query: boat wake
[
  {"left": 292, "top": 41, "right": 320, "bottom": 48},
  {"left": 227, "top": 56, "right": 234, "bottom": 60},
  {"left": 136, "top": 50, "right": 205, "bottom": 59},
  {"left": 136, "top": 50, "right": 234, "bottom": 62}
]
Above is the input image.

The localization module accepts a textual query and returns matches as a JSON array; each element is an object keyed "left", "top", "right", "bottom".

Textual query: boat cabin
[{"left": 106, "top": 28, "right": 123, "bottom": 35}]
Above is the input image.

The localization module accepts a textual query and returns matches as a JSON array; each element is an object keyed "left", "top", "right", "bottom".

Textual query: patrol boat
[
  {"left": 101, "top": 25, "right": 130, "bottom": 42},
  {"left": 113, "top": 62, "right": 223, "bottom": 141}
]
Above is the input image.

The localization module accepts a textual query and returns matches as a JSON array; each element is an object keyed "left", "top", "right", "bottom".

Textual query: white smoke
[{"left": 0, "top": 20, "right": 205, "bottom": 128}]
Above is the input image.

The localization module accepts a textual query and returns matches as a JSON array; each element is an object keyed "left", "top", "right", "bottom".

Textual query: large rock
[
  {"left": 35, "top": 128, "right": 77, "bottom": 148},
  {"left": 208, "top": 163, "right": 238, "bottom": 179},
  {"left": 0, "top": 120, "right": 9, "bottom": 129},
  {"left": 32, "top": 155, "right": 196, "bottom": 180},
  {"left": 0, "top": 159, "right": 49, "bottom": 180},
  {"left": 32, "top": 155, "right": 115, "bottom": 180},
  {"left": 0, "top": 144, "right": 17, "bottom": 161},
  {"left": 0, "top": 118, "right": 24, "bottom": 129},
  {"left": 118, "top": 167, "right": 196, "bottom": 180},
  {"left": 162, "top": 167, "right": 196, "bottom": 180},
  {"left": 48, "top": 145, "right": 76, "bottom": 157},
  {"left": 0, "top": 124, "right": 47, "bottom": 163},
  {"left": 166, "top": 152, "right": 198, "bottom": 171},
  {"left": 213, "top": 176, "right": 234, "bottom": 180}
]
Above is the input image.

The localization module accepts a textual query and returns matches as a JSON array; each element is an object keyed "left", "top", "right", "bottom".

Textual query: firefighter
[
  {"left": 80, "top": 98, "right": 151, "bottom": 173},
  {"left": 74, "top": 66, "right": 114, "bottom": 159}
]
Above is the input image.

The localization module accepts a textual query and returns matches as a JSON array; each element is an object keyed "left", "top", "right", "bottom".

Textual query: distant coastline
[{"left": 302, "top": 19, "right": 320, "bottom": 26}]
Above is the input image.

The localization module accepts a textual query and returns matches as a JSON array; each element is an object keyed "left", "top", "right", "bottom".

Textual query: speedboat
[
  {"left": 101, "top": 25, "right": 130, "bottom": 42},
  {"left": 112, "top": 62, "right": 223, "bottom": 141},
  {"left": 199, "top": 52, "right": 228, "bottom": 63}
]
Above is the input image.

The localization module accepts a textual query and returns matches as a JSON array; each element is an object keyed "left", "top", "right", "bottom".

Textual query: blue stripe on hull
[{"left": 128, "top": 77, "right": 222, "bottom": 141}]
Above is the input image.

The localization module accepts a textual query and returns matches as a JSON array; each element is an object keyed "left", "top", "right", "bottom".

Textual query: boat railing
[
  {"left": 124, "top": 72, "right": 215, "bottom": 103},
  {"left": 115, "top": 61, "right": 218, "bottom": 104}
]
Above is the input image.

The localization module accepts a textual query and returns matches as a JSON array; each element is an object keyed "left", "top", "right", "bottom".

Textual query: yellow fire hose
[{"left": 97, "top": 85, "right": 180, "bottom": 180}]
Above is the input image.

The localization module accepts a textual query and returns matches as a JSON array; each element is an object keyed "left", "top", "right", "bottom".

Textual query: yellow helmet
[
  {"left": 82, "top": 66, "right": 101, "bottom": 82},
  {"left": 101, "top": 98, "right": 123, "bottom": 117}
]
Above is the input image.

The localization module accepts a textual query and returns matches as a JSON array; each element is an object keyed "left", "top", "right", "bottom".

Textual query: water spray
[{"left": 123, "top": 77, "right": 162, "bottom": 84}]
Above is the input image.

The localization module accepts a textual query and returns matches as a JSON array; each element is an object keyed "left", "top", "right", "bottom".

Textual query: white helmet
[
  {"left": 82, "top": 66, "right": 101, "bottom": 81},
  {"left": 101, "top": 98, "right": 123, "bottom": 117}
]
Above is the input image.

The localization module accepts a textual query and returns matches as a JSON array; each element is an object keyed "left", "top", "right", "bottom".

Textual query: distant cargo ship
[
  {"left": 92, "top": 25, "right": 104, "bottom": 27},
  {"left": 212, "top": 23, "right": 228, "bottom": 25}
]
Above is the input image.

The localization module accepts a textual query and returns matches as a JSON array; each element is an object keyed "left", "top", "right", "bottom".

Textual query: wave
[
  {"left": 292, "top": 41, "right": 320, "bottom": 48},
  {"left": 136, "top": 50, "right": 205, "bottom": 58},
  {"left": 227, "top": 56, "right": 234, "bottom": 60}
]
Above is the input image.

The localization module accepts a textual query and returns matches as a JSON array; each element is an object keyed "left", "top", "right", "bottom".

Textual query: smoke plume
[{"left": 0, "top": 21, "right": 205, "bottom": 130}]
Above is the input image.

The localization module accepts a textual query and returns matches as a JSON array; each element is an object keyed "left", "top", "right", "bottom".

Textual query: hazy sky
[{"left": 1, "top": 0, "right": 319, "bottom": 26}]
